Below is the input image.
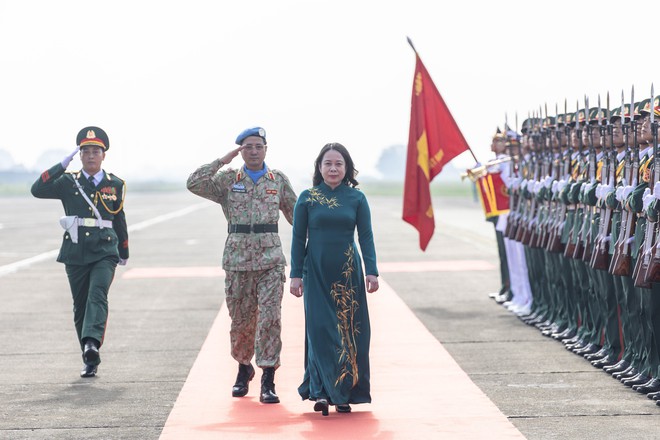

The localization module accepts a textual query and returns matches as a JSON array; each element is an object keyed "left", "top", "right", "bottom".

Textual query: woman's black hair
[{"left": 312, "top": 142, "right": 359, "bottom": 187}]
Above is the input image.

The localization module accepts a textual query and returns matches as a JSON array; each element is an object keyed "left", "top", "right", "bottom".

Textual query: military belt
[
  {"left": 77, "top": 218, "right": 113, "bottom": 228},
  {"left": 228, "top": 224, "right": 278, "bottom": 234}
]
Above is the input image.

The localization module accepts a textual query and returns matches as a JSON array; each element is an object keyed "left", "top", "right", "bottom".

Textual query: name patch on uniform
[
  {"left": 231, "top": 183, "right": 247, "bottom": 193},
  {"left": 266, "top": 189, "right": 278, "bottom": 195}
]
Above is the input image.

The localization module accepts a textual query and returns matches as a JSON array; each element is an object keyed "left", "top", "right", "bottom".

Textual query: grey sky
[{"left": 1, "top": 0, "right": 658, "bottom": 191}]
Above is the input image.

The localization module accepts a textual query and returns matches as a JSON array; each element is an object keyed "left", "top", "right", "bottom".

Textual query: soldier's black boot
[
  {"left": 260, "top": 367, "right": 280, "bottom": 403},
  {"left": 232, "top": 363, "right": 255, "bottom": 397}
]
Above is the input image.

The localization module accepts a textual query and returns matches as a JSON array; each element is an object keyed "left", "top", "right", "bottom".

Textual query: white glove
[
  {"left": 533, "top": 181, "right": 542, "bottom": 194},
  {"left": 543, "top": 176, "right": 554, "bottom": 188},
  {"left": 61, "top": 146, "right": 79, "bottom": 169},
  {"left": 654, "top": 181, "right": 660, "bottom": 200},
  {"left": 520, "top": 179, "right": 528, "bottom": 190},
  {"left": 643, "top": 188, "right": 653, "bottom": 211},
  {"left": 557, "top": 179, "right": 567, "bottom": 192},
  {"left": 118, "top": 258, "right": 128, "bottom": 266},
  {"left": 512, "top": 177, "right": 523, "bottom": 190},
  {"left": 615, "top": 186, "right": 624, "bottom": 202},
  {"left": 621, "top": 185, "right": 634, "bottom": 201},
  {"left": 579, "top": 182, "right": 587, "bottom": 196},
  {"left": 595, "top": 184, "right": 603, "bottom": 200},
  {"left": 601, "top": 183, "right": 614, "bottom": 199},
  {"left": 551, "top": 181, "right": 559, "bottom": 194}
]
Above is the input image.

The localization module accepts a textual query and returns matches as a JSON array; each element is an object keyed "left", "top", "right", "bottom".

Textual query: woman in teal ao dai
[{"left": 290, "top": 143, "right": 379, "bottom": 416}]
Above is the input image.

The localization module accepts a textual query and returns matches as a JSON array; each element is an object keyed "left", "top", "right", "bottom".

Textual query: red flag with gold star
[{"left": 403, "top": 43, "right": 473, "bottom": 250}]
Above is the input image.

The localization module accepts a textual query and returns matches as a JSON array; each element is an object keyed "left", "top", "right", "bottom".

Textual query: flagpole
[{"left": 406, "top": 37, "right": 479, "bottom": 164}]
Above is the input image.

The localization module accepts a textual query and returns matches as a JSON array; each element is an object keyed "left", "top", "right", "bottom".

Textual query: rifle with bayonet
[
  {"left": 580, "top": 97, "right": 598, "bottom": 263},
  {"left": 530, "top": 115, "right": 550, "bottom": 248},
  {"left": 546, "top": 105, "right": 568, "bottom": 252},
  {"left": 591, "top": 93, "right": 615, "bottom": 270},
  {"left": 635, "top": 85, "right": 657, "bottom": 286},
  {"left": 521, "top": 118, "right": 542, "bottom": 245},
  {"left": 610, "top": 87, "right": 638, "bottom": 276},
  {"left": 564, "top": 103, "right": 584, "bottom": 259},
  {"left": 645, "top": 94, "right": 660, "bottom": 282}
]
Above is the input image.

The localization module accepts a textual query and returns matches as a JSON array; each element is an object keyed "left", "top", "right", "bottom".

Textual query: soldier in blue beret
[
  {"left": 31, "top": 126, "right": 129, "bottom": 378},
  {"left": 187, "top": 126, "right": 297, "bottom": 404}
]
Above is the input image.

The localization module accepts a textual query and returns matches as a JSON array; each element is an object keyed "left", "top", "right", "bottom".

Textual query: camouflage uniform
[{"left": 187, "top": 158, "right": 296, "bottom": 368}]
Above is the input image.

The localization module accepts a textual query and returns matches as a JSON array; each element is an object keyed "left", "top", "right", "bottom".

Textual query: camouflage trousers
[{"left": 225, "top": 265, "right": 285, "bottom": 369}]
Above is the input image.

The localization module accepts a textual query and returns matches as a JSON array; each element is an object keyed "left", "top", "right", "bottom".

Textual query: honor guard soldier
[
  {"left": 187, "top": 127, "right": 297, "bottom": 404},
  {"left": 31, "top": 126, "right": 129, "bottom": 378}
]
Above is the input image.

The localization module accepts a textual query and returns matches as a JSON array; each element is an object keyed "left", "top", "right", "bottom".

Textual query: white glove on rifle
[
  {"left": 615, "top": 186, "right": 624, "bottom": 202},
  {"left": 557, "top": 179, "right": 567, "bottom": 192},
  {"left": 654, "top": 181, "right": 660, "bottom": 200},
  {"left": 551, "top": 181, "right": 559, "bottom": 194},
  {"left": 601, "top": 183, "right": 614, "bottom": 200},
  {"left": 595, "top": 183, "right": 603, "bottom": 200},
  {"left": 533, "top": 181, "right": 542, "bottom": 194},
  {"left": 543, "top": 176, "right": 554, "bottom": 188},
  {"left": 621, "top": 185, "right": 634, "bottom": 201},
  {"left": 643, "top": 188, "right": 653, "bottom": 211},
  {"left": 60, "top": 146, "right": 79, "bottom": 169}
]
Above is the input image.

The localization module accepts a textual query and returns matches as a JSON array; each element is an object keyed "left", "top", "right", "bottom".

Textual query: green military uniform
[
  {"left": 187, "top": 147, "right": 297, "bottom": 370},
  {"left": 30, "top": 126, "right": 128, "bottom": 376}
]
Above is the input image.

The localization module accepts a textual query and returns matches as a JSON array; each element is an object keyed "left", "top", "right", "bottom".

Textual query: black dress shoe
[
  {"left": 575, "top": 343, "right": 600, "bottom": 356},
  {"left": 232, "top": 363, "right": 255, "bottom": 397},
  {"left": 604, "top": 360, "right": 630, "bottom": 374},
  {"left": 623, "top": 373, "right": 651, "bottom": 387},
  {"left": 615, "top": 366, "right": 638, "bottom": 381},
  {"left": 259, "top": 367, "right": 280, "bottom": 404},
  {"left": 648, "top": 391, "right": 660, "bottom": 400},
  {"left": 552, "top": 328, "right": 576, "bottom": 341},
  {"left": 83, "top": 340, "right": 100, "bottom": 365},
  {"left": 336, "top": 404, "right": 352, "bottom": 413},
  {"left": 632, "top": 377, "right": 660, "bottom": 394},
  {"left": 592, "top": 355, "right": 616, "bottom": 369},
  {"left": 80, "top": 364, "right": 98, "bottom": 378},
  {"left": 584, "top": 347, "right": 609, "bottom": 361},
  {"left": 314, "top": 399, "right": 329, "bottom": 416}
]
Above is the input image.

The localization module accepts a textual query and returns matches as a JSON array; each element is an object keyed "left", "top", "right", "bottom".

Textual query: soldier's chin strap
[{"left": 74, "top": 177, "right": 105, "bottom": 228}]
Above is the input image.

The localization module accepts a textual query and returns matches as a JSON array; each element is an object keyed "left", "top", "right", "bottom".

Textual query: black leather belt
[{"left": 228, "top": 224, "right": 278, "bottom": 233}]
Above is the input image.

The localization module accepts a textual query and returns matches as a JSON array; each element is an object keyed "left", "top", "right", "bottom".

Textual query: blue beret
[{"left": 235, "top": 127, "right": 267, "bottom": 145}]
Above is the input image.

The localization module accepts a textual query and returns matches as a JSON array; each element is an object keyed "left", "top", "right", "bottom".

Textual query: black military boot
[
  {"left": 260, "top": 367, "right": 280, "bottom": 403},
  {"left": 232, "top": 363, "right": 255, "bottom": 397}
]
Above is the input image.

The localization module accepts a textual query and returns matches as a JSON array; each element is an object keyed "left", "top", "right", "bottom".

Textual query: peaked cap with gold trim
[{"left": 76, "top": 126, "right": 110, "bottom": 151}]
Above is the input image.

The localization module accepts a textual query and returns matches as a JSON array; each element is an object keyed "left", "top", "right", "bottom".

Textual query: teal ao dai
[{"left": 290, "top": 182, "right": 379, "bottom": 405}]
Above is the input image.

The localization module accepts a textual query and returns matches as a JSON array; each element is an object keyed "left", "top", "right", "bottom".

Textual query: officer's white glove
[
  {"left": 654, "top": 181, "right": 660, "bottom": 200},
  {"left": 60, "top": 146, "right": 79, "bottom": 169},
  {"left": 595, "top": 184, "right": 603, "bottom": 200},
  {"left": 533, "top": 181, "right": 542, "bottom": 194},
  {"left": 118, "top": 258, "right": 128, "bottom": 266},
  {"left": 543, "top": 176, "right": 554, "bottom": 188},
  {"left": 643, "top": 188, "right": 653, "bottom": 211},
  {"left": 579, "top": 182, "right": 587, "bottom": 195},
  {"left": 520, "top": 179, "right": 528, "bottom": 190},
  {"left": 621, "top": 185, "right": 634, "bottom": 201}
]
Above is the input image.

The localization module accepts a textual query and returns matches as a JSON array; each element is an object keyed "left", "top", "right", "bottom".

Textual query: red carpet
[{"left": 159, "top": 277, "right": 524, "bottom": 439}]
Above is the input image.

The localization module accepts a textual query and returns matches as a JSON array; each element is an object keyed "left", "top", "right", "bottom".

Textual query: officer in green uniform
[
  {"left": 31, "top": 126, "right": 129, "bottom": 378},
  {"left": 187, "top": 127, "right": 297, "bottom": 404}
]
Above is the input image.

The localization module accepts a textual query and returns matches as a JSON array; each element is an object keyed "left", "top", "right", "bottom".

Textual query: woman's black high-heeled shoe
[{"left": 313, "top": 398, "right": 329, "bottom": 416}]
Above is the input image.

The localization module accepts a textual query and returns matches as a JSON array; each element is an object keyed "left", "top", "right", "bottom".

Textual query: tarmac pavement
[{"left": 1, "top": 190, "right": 659, "bottom": 439}]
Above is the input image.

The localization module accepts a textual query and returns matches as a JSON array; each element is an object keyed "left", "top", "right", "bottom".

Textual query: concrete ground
[{"left": 1, "top": 190, "right": 658, "bottom": 439}]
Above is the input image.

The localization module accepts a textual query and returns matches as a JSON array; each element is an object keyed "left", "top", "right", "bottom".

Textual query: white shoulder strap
[{"left": 74, "top": 178, "right": 104, "bottom": 224}]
